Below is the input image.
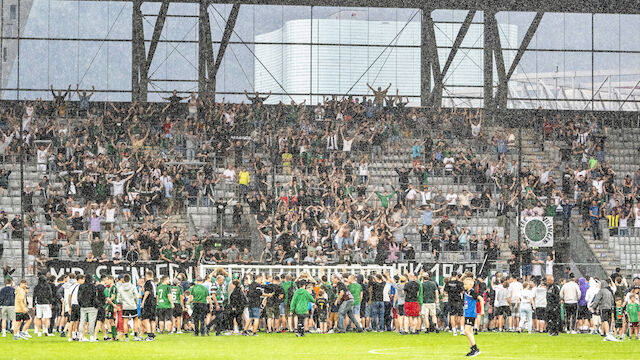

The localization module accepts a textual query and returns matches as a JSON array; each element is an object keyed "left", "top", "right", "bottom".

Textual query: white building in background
[{"left": 254, "top": 10, "right": 518, "bottom": 105}]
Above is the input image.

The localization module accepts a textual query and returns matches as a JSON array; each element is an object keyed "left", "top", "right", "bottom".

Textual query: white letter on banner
[
  {"left": 96, "top": 265, "right": 107, "bottom": 278},
  {"left": 71, "top": 267, "right": 85, "bottom": 275},
  {"left": 111, "top": 266, "right": 124, "bottom": 277},
  {"left": 169, "top": 263, "right": 179, "bottom": 280},
  {"left": 156, "top": 263, "right": 168, "bottom": 277}
]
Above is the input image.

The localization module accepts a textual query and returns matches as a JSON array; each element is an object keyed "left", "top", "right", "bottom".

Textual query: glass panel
[{"left": 594, "top": 14, "right": 620, "bottom": 51}]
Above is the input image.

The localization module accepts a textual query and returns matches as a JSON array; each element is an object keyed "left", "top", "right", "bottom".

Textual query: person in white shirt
[
  {"left": 545, "top": 250, "right": 555, "bottom": 276},
  {"left": 532, "top": 282, "right": 547, "bottom": 332},
  {"left": 110, "top": 167, "right": 140, "bottom": 197},
  {"left": 222, "top": 165, "right": 236, "bottom": 184},
  {"left": 559, "top": 275, "right": 582, "bottom": 333},
  {"left": 585, "top": 278, "right": 601, "bottom": 334},
  {"left": 507, "top": 277, "right": 523, "bottom": 331},
  {"left": 516, "top": 282, "right": 535, "bottom": 333},
  {"left": 405, "top": 184, "right": 419, "bottom": 209},
  {"left": 36, "top": 143, "right": 51, "bottom": 174},
  {"left": 493, "top": 280, "right": 509, "bottom": 332},
  {"left": 445, "top": 188, "right": 458, "bottom": 216}
]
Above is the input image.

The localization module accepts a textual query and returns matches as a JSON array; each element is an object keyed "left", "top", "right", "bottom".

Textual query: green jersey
[
  {"left": 348, "top": 283, "right": 362, "bottom": 306},
  {"left": 189, "top": 284, "right": 209, "bottom": 304},
  {"left": 107, "top": 285, "right": 119, "bottom": 311},
  {"left": 170, "top": 285, "right": 183, "bottom": 306},
  {"left": 157, "top": 284, "right": 172, "bottom": 309},
  {"left": 627, "top": 302, "right": 640, "bottom": 323},
  {"left": 281, "top": 281, "right": 293, "bottom": 304},
  {"left": 193, "top": 245, "right": 203, "bottom": 262}
]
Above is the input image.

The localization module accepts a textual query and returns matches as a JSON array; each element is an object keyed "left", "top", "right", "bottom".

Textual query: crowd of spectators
[{"left": 0, "top": 84, "right": 639, "bottom": 276}]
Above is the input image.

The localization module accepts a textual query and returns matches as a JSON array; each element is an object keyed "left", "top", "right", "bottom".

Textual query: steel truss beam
[
  {"left": 485, "top": 11, "right": 543, "bottom": 110},
  {"left": 423, "top": 9, "right": 475, "bottom": 108},
  {"left": 132, "top": 0, "right": 170, "bottom": 102},
  {"left": 199, "top": 2, "right": 240, "bottom": 96}
]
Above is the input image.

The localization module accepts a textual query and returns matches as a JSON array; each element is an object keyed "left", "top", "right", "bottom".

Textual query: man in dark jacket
[
  {"left": 33, "top": 274, "right": 54, "bottom": 336},
  {"left": 546, "top": 275, "right": 561, "bottom": 336},
  {"left": 49, "top": 275, "right": 60, "bottom": 335},
  {"left": 78, "top": 276, "right": 98, "bottom": 341},
  {"left": 0, "top": 277, "right": 15, "bottom": 337}
]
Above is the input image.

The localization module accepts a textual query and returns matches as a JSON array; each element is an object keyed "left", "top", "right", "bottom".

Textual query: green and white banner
[{"left": 521, "top": 216, "right": 554, "bottom": 247}]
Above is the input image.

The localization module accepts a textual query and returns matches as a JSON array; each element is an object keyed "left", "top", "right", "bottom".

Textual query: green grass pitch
[{"left": 1, "top": 332, "right": 637, "bottom": 359}]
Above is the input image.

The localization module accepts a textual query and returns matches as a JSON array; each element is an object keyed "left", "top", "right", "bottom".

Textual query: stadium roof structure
[
  {"left": 4, "top": 0, "right": 640, "bottom": 110},
  {"left": 80, "top": 0, "right": 640, "bottom": 14}
]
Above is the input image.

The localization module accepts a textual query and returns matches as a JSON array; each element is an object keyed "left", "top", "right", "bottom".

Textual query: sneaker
[
  {"left": 176, "top": 331, "right": 183, "bottom": 334},
  {"left": 466, "top": 348, "right": 481, "bottom": 357},
  {"left": 60, "top": 332, "right": 66, "bottom": 337},
  {"left": 2, "top": 331, "right": 5, "bottom": 337},
  {"left": 47, "top": 333, "right": 55, "bottom": 337},
  {"left": 90, "top": 337, "right": 97, "bottom": 342},
  {"left": 144, "top": 337, "right": 155, "bottom": 341},
  {"left": 14, "top": 335, "right": 21, "bottom": 340},
  {"left": 133, "top": 336, "right": 142, "bottom": 341},
  {"left": 125, "top": 337, "right": 130, "bottom": 342},
  {"left": 23, "top": 332, "right": 32, "bottom": 338},
  {"left": 37, "top": 332, "right": 42, "bottom": 337},
  {"left": 80, "top": 337, "right": 89, "bottom": 342}
]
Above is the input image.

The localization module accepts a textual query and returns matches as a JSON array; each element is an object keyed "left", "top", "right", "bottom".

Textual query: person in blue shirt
[
  {"left": 589, "top": 200, "right": 601, "bottom": 240},
  {"left": 462, "top": 274, "right": 483, "bottom": 357}
]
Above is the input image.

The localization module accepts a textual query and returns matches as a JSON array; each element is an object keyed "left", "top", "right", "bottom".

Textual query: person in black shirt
[
  {"left": 546, "top": 275, "right": 561, "bottom": 336},
  {"left": 140, "top": 270, "right": 157, "bottom": 340},
  {"left": 47, "top": 237, "right": 62, "bottom": 259},
  {"left": 403, "top": 274, "right": 421, "bottom": 333},
  {"left": 264, "top": 276, "right": 284, "bottom": 333},
  {"left": 445, "top": 273, "right": 464, "bottom": 335},
  {"left": 370, "top": 274, "right": 386, "bottom": 331},
  {"left": 244, "top": 274, "right": 264, "bottom": 335}
]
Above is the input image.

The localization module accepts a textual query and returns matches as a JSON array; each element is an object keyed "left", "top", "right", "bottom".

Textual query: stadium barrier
[{"left": 44, "top": 259, "right": 485, "bottom": 284}]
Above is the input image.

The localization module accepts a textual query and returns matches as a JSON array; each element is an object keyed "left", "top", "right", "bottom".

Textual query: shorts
[
  {"left": 405, "top": 302, "right": 420, "bottom": 317},
  {"left": 396, "top": 304, "right": 405, "bottom": 317},
  {"left": 27, "top": 254, "right": 36, "bottom": 264},
  {"left": 36, "top": 304, "right": 52, "bottom": 319},
  {"left": 421, "top": 303, "right": 437, "bottom": 318},
  {"left": 16, "top": 312, "right": 30, "bottom": 322},
  {"left": 248, "top": 307, "right": 261, "bottom": 319},
  {"left": 142, "top": 306, "right": 157, "bottom": 320},
  {"left": 630, "top": 322, "right": 639, "bottom": 329},
  {"left": 534, "top": 307, "right": 546, "bottom": 321},
  {"left": 450, "top": 302, "right": 464, "bottom": 317},
  {"left": 495, "top": 306, "right": 509, "bottom": 317},
  {"left": 464, "top": 317, "right": 475, "bottom": 326},
  {"left": 279, "top": 303, "right": 285, "bottom": 316},
  {"left": 71, "top": 305, "right": 81, "bottom": 322},
  {"left": 97, "top": 308, "right": 106, "bottom": 322},
  {"left": 511, "top": 303, "right": 520, "bottom": 316},
  {"left": 57, "top": 232, "right": 66, "bottom": 240},
  {"left": 353, "top": 303, "right": 361, "bottom": 316},
  {"left": 157, "top": 308, "right": 172, "bottom": 322},
  {"left": 521, "top": 264, "right": 532, "bottom": 276},
  {"left": 578, "top": 305, "right": 591, "bottom": 319},
  {"left": 317, "top": 309, "right": 328, "bottom": 322},
  {"left": 123, "top": 309, "right": 138, "bottom": 319},
  {"left": 600, "top": 309, "right": 612, "bottom": 323},
  {"left": 173, "top": 305, "right": 183, "bottom": 318},
  {"left": 1, "top": 306, "right": 16, "bottom": 322},
  {"left": 266, "top": 306, "right": 279, "bottom": 319}
]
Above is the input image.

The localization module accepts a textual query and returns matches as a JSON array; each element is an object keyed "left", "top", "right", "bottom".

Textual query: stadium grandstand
[{"left": 0, "top": 0, "right": 639, "bottom": 357}]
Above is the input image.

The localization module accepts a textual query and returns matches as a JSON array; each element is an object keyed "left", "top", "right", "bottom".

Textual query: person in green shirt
[
  {"left": 160, "top": 243, "right": 173, "bottom": 262},
  {"left": 170, "top": 279, "right": 185, "bottom": 334},
  {"left": 348, "top": 275, "right": 363, "bottom": 327},
  {"left": 187, "top": 276, "right": 211, "bottom": 337},
  {"left": 105, "top": 276, "right": 119, "bottom": 339},
  {"left": 420, "top": 273, "right": 440, "bottom": 333},
  {"left": 156, "top": 276, "right": 174, "bottom": 334},
  {"left": 281, "top": 274, "right": 295, "bottom": 330},
  {"left": 375, "top": 183, "right": 397, "bottom": 209},
  {"left": 627, "top": 295, "right": 640, "bottom": 339},
  {"left": 290, "top": 283, "right": 315, "bottom": 337}
]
